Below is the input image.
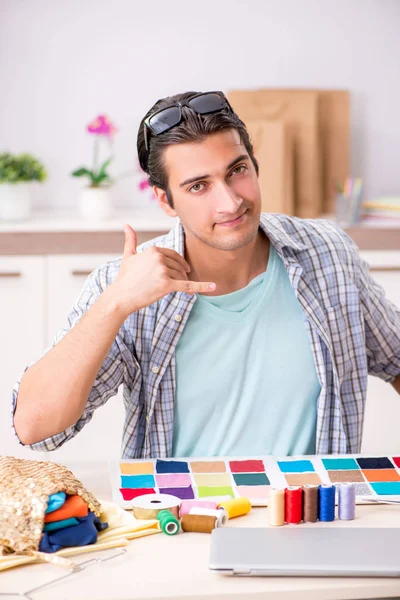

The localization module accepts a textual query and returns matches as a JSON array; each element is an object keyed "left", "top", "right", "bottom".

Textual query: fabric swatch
[
  {"left": 232, "top": 473, "right": 270, "bottom": 486},
  {"left": 190, "top": 461, "right": 226, "bottom": 473},
  {"left": 285, "top": 473, "right": 322, "bottom": 486},
  {"left": 193, "top": 473, "right": 231, "bottom": 487},
  {"left": 156, "top": 473, "right": 192, "bottom": 488},
  {"left": 229, "top": 460, "right": 265, "bottom": 473},
  {"left": 198, "top": 486, "right": 234, "bottom": 498},
  {"left": 237, "top": 485, "right": 270, "bottom": 498},
  {"left": 356, "top": 457, "right": 394, "bottom": 470},
  {"left": 120, "top": 462, "right": 154, "bottom": 475},
  {"left": 44, "top": 518, "right": 79, "bottom": 532},
  {"left": 45, "top": 492, "right": 67, "bottom": 514},
  {"left": 278, "top": 460, "right": 315, "bottom": 473},
  {"left": 120, "top": 475, "right": 155, "bottom": 489},
  {"left": 159, "top": 486, "right": 194, "bottom": 500},
  {"left": 119, "top": 488, "right": 156, "bottom": 501},
  {"left": 370, "top": 482, "right": 400, "bottom": 495},
  {"left": 327, "top": 470, "right": 365, "bottom": 483},
  {"left": 322, "top": 458, "right": 359, "bottom": 471},
  {"left": 45, "top": 495, "right": 88, "bottom": 523},
  {"left": 40, "top": 512, "right": 108, "bottom": 553},
  {"left": 362, "top": 469, "right": 400, "bottom": 483},
  {"left": 156, "top": 460, "right": 190, "bottom": 474}
]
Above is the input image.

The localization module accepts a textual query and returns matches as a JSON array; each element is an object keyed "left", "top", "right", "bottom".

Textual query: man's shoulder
[{"left": 263, "top": 213, "right": 359, "bottom": 259}]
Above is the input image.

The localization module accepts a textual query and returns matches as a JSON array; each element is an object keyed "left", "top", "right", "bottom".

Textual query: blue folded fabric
[
  {"left": 39, "top": 511, "right": 108, "bottom": 553},
  {"left": 45, "top": 492, "right": 67, "bottom": 514},
  {"left": 43, "top": 517, "right": 79, "bottom": 532}
]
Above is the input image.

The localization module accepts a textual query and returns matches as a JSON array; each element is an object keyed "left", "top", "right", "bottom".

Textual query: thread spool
[
  {"left": 285, "top": 486, "right": 303, "bottom": 524},
  {"left": 217, "top": 497, "right": 251, "bottom": 519},
  {"left": 131, "top": 493, "right": 180, "bottom": 520},
  {"left": 267, "top": 488, "right": 285, "bottom": 527},
  {"left": 303, "top": 484, "right": 319, "bottom": 523},
  {"left": 189, "top": 507, "right": 228, "bottom": 527},
  {"left": 318, "top": 484, "right": 336, "bottom": 522},
  {"left": 181, "top": 514, "right": 217, "bottom": 533},
  {"left": 179, "top": 500, "right": 218, "bottom": 517},
  {"left": 338, "top": 483, "right": 356, "bottom": 520},
  {"left": 157, "top": 510, "right": 180, "bottom": 535}
]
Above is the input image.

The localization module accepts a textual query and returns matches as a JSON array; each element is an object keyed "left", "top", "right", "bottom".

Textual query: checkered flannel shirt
[{"left": 12, "top": 214, "right": 400, "bottom": 457}]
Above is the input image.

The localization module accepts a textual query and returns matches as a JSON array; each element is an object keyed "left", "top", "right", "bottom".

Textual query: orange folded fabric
[{"left": 44, "top": 495, "right": 88, "bottom": 523}]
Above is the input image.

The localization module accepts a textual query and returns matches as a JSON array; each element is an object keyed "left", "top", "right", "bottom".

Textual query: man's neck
[{"left": 184, "top": 230, "right": 270, "bottom": 296}]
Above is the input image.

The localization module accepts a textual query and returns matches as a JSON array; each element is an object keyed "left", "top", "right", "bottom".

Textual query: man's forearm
[{"left": 14, "top": 286, "right": 127, "bottom": 446}]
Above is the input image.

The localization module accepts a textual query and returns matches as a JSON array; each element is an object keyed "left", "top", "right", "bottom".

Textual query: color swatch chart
[{"left": 110, "top": 455, "right": 400, "bottom": 508}]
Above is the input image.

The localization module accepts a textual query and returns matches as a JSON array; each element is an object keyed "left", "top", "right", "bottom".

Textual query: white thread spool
[{"left": 268, "top": 488, "right": 285, "bottom": 526}]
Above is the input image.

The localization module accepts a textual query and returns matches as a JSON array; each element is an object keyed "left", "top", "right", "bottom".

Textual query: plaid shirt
[{"left": 12, "top": 214, "right": 400, "bottom": 457}]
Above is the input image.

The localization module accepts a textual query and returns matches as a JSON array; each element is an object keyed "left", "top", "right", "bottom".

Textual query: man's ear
[{"left": 153, "top": 186, "right": 177, "bottom": 217}]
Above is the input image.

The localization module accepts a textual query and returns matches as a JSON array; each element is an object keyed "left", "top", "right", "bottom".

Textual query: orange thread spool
[{"left": 180, "top": 514, "right": 217, "bottom": 533}]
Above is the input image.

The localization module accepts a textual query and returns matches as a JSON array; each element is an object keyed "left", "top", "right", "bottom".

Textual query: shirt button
[
  {"left": 151, "top": 365, "right": 160, "bottom": 374},
  {"left": 174, "top": 314, "right": 182, "bottom": 322}
]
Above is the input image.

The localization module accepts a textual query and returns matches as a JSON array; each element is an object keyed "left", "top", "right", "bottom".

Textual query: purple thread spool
[{"left": 338, "top": 483, "right": 356, "bottom": 520}]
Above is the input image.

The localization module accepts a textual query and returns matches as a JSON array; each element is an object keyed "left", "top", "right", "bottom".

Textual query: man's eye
[
  {"left": 231, "top": 165, "right": 247, "bottom": 176},
  {"left": 189, "top": 183, "right": 205, "bottom": 193}
]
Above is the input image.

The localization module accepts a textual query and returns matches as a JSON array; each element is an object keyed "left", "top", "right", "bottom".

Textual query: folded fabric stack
[
  {"left": 40, "top": 492, "right": 108, "bottom": 553},
  {"left": 361, "top": 196, "right": 400, "bottom": 225}
]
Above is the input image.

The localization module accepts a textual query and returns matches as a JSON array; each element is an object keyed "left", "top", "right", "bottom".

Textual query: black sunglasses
[{"left": 143, "top": 91, "right": 234, "bottom": 153}]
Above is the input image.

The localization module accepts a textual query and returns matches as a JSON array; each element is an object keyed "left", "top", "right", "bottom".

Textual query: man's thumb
[{"left": 123, "top": 224, "right": 137, "bottom": 257}]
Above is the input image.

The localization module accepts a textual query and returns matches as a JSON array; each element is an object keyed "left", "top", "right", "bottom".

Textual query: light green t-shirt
[{"left": 172, "top": 245, "right": 321, "bottom": 457}]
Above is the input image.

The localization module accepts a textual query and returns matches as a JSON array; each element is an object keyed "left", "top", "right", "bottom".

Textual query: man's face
[{"left": 160, "top": 129, "right": 262, "bottom": 251}]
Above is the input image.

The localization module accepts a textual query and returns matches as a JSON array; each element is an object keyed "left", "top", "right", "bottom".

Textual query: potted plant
[
  {"left": 72, "top": 114, "right": 117, "bottom": 219},
  {"left": 0, "top": 152, "right": 47, "bottom": 221}
]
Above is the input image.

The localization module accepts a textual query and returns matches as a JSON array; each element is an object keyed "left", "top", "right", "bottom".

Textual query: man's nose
[{"left": 215, "top": 182, "right": 243, "bottom": 214}]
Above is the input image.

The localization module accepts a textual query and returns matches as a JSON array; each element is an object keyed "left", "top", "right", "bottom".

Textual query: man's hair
[{"left": 137, "top": 91, "right": 259, "bottom": 207}]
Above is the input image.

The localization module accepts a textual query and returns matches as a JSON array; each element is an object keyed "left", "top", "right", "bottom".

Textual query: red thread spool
[{"left": 285, "top": 486, "right": 303, "bottom": 524}]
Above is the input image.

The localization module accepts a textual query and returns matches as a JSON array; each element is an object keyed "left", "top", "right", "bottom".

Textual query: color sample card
[{"left": 111, "top": 454, "right": 400, "bottom": 507}]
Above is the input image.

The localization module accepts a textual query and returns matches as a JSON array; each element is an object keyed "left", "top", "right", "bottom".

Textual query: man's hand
[{"left": 108, "top": 225, "right": 216, "bottom": 319}]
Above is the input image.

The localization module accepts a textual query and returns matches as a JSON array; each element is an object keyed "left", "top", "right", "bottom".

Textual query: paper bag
[
  {"left": 246, "top": 118, "right": 294, "bottom": 215},
  {"left": 228, "top": 89, "right": 321, "bottom": 218}
]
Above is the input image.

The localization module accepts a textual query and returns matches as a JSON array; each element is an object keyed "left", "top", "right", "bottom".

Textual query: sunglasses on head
[{"left": 143, "top": 91, "right": 234, "bottom": 153}]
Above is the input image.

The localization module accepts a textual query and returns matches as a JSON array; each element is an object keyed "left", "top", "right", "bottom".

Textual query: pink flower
[
  {"left": 139, "top": 179, "right": 150, "bottom": 191},
  {"left": 87, "top": 115, "right": 117, "bottom": 137}
]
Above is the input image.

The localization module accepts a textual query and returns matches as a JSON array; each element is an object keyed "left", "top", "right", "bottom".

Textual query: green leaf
[
  {"left": 98, "top": 157, "right": 112, "bottom": 179},
  {"left": 92, "top": 172, "right": 112, "bottom": 185},
  {"left": 71, "top": 167, "right": 93, "bottom": 178}
]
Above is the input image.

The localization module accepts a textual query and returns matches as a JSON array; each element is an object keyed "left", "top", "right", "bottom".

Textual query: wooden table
[{"left": 2, "top": 462, "right": 400, "bottom": 600}]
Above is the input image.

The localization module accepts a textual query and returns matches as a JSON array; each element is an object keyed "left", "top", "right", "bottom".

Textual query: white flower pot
[
  {"left": 79, "top": 187, "right": 113, "bottom": 220},
  {"left": 0, "top": 183, "right": 32, "bottom": 221}
]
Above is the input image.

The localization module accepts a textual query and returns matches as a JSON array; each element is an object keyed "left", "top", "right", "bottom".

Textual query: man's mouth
[{"left": 216, "top": 209, "right": 248, "bottom": 227}]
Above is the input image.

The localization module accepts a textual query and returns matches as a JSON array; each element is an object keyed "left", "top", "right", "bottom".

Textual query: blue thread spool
[{"left": 318, "top": 484, "right": 335, "bottom": 521}]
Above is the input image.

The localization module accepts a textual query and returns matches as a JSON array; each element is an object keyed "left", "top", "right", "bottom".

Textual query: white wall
[{"left": 0, "top": 0, "right": 399, "bottom": 211}]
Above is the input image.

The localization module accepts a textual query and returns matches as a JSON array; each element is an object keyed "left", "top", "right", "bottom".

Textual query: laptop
[{"left": 209, "top": 527, "right": 400, "bottom": 577}]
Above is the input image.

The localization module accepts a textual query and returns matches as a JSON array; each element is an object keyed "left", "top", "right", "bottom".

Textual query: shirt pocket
[{"left": 325, "top": 301, "right": 364, "bottom": 380}]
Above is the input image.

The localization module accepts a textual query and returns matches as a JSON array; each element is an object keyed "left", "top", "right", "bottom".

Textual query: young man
[{"left": 13, "top": 91, "right": 400, "bottom": 459}]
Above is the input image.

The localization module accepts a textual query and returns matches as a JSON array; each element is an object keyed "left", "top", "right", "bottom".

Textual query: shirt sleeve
[
  {"left": 11, "top": 262, "right": 136, "bottom": 451},
  {"left": 335, "top": 226, "right": 400, "bottom": 382}
]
